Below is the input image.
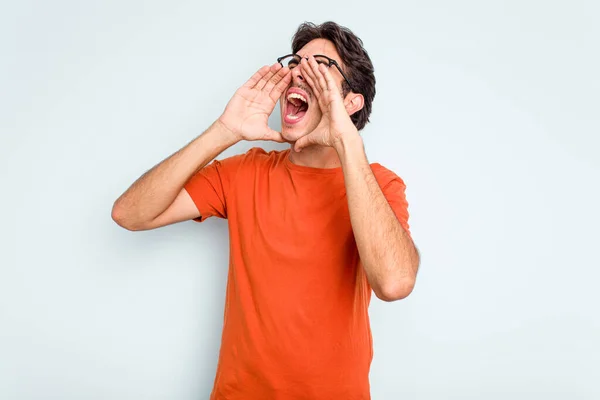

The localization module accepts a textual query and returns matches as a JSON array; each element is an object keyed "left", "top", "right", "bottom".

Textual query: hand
[
  {"left": 294, "top": 56, "right": 358, "bottom": 152},
  {"left": 219, "top": 63, "right": 292, "bottom": 142}
]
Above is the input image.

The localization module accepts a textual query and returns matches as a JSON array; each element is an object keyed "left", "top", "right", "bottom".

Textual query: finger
[
  {"left": 264, "top": 65, "right": 290, "bottom": 93},
  {"left": 270, "top": 69, "right": 293, "bottom": 102},
  {"left": 243, "top": 65, "right": 271, "bottom": 89},
  {"left": 264, "top": 128, "right": 286, "bottom": 143},
  {"left": 320, "top": 64, "right": 340, "bottom": 95},
  {"left": 301, "top": 60, "right": 328, "bottom": 111},
  {"left": 300, "top": 66, "right": 323, "bottom": 110},
  {"left": 300, "top": 59, "right": 321, "bottom": 95},
  {"left": 294, "top": 136, "right": 307, "bottom": 152},
  {"left": 255, "top": 63, "right": 281, "bottom": 90},
  {"left": 301, "top": 60, "right": 321, "bottom": 99},
  {"left": 294, "top": 134, "right": 314, "bottom": 152},
  {"left": 309, "top": 57, "right": 329, "bottom": 93}
]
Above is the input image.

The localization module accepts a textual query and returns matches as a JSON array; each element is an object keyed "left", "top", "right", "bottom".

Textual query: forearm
[
  {"left": 112, "top": 120, "right": 239, "bottom": 227},
  {"left": 335, "top": 135, "right": 419, "bottom": 301}
]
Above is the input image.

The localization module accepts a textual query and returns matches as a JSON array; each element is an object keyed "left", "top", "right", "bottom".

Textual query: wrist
[
  {"left": 209, "top": 118, "right": 242, "bottom": 147},
  {"left": 215, "top": 118, "right": 243, "bottom": 144},
  {"left": 333, "top": 130, "right": 363, "bottom": 155}
]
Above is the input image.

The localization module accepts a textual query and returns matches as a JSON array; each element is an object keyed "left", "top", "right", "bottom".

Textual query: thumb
[
  {"left": 294, "top": 134, "right": 314, "bottom": 152},
  {"left": 264, "top": 128, "right": 285, "bottom": 143}
]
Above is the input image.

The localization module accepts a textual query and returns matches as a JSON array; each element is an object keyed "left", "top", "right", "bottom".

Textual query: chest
[{"left": 231, "top": 170, "right": 357, "bottom": 259}]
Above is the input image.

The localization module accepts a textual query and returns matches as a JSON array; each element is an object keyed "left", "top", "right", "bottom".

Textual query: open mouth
[{"left": 284, "top": 88, "right": 309, "bottom": 125}]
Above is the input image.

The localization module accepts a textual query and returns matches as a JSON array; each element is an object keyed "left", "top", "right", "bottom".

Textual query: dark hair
[{"left": 292, "top": 21, "right": 376, "bottom": 131}]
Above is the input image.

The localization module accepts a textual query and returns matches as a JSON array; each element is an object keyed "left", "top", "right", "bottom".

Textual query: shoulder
[
  {"left": 370, "top": 163, "right": 411, "bottom": 232},
  {"left": 213, "top": 147, "right": 288, "bottom": 181},
  {"left": 370, "top": 163, "right": 406, "bottom": 190}
]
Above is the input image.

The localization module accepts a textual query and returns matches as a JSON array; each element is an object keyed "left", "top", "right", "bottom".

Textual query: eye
[
  {"left": 314, "top": 57, "right": 331, "bottom": 67},
  {"left": 288, "top": 61, "right": 298, "bottom": 69}
]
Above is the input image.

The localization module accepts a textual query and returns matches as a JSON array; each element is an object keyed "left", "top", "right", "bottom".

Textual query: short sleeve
[
  {"left": 183, "top": 153, "right": 245, "bottom": 223},
  {"left": 372, "top": 165, "right": 411, "bottom": 237},
  {"left": 381, "top": 177, "right": 411, "bottom": 237}
]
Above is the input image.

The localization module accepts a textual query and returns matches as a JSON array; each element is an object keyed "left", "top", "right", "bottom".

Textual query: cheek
[{"left": 310, "top": 106, "right": 322, "bottom": 119}]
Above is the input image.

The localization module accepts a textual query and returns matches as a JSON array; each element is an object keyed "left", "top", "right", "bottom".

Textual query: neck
[{"left": 287, "top": 144, "right": 341, "bottom": 169}]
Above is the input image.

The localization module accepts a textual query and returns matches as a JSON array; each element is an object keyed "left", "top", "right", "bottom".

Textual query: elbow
[
  {"left": 111, "top": 202, "right": 141, "bottom": 231},
  {"left": 374, "top": 277, "right": 416, "bottom": 302}
]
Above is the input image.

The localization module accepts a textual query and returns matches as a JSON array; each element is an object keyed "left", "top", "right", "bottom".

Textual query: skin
[
  {"left": 290, "top": 44, "right": 420, "bottom": 301},
  {"left": 279, "top": 39, "right": 363, "bottom": 168},
  {"left": 112, "top": 38, "right": 419, "bottom": 301}
]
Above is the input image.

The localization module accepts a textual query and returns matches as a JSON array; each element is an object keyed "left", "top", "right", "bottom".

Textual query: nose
[{"left": 291, "top": 66, "right": 305, "bottom": 86}]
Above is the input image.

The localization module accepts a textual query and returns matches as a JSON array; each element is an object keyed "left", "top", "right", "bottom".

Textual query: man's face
[{"left": 279, "top": 38, "right": 347, "bottom": 142}]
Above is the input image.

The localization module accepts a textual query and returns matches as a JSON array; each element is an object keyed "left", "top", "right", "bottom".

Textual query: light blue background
[{"left": 1, "top": 0, "right": 599, "bottom": 399}]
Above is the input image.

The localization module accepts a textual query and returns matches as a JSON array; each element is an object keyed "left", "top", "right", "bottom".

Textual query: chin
[
  {"left": 280, "top": 126, "right": 305, "bottom": 143},
  {"left": 280, "top": 120, "right": 318, "bottom": 143}
]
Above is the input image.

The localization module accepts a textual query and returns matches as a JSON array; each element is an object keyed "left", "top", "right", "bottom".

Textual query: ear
[{"left": 344, "top": 93, "right": 364, "bottom": 117}]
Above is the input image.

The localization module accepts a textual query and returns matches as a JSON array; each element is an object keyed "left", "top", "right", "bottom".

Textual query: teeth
[
  {"left": 286, "top": 114, "right": 300, "bottom": 120},
  {"left": 287, "top": 92, "right": 307, "bottom": 103}
]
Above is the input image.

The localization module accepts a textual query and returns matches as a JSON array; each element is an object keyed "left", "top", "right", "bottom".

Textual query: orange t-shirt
[{"left": 184, "top": 147, "right": 410, "bottom": 400}]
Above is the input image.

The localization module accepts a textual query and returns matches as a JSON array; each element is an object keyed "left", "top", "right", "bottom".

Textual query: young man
[{"left": 112, "top": 21, "right": 420, "bottom": 400}]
